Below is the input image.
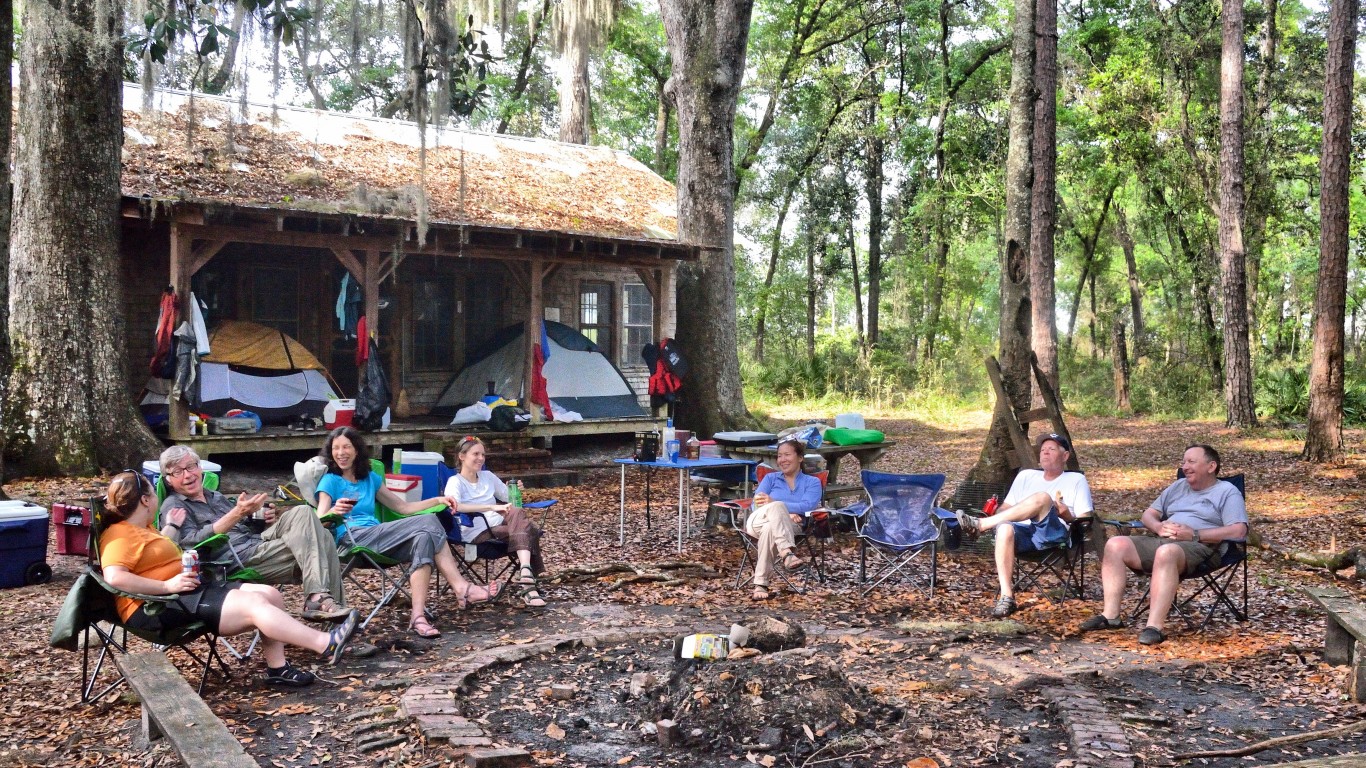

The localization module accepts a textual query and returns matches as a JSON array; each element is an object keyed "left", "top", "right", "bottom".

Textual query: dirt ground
[{"left": 1, "top": 413, "right": 1364, "bottom": 767}]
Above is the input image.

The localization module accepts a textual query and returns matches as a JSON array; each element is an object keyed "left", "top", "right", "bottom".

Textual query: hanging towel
[
  {"left": 336, "top": 273, "right": 350, "bottom": 332},
  {"left": 190, "top": 292, "right": 211, "bottom": 356},
  {"left": 355, "top": 316, "right": 370, "bottom": 367},
  {"left": 150, "top": 287, "right": 177, "bottom": 377}
]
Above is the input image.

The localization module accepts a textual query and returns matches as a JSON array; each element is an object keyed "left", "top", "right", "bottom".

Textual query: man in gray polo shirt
[
  {"left": 1080, "top": 444, "right": 1248, "bottom": 645},
  {"left": 158, "top": 445, "right": 349, "bottom": 622}
]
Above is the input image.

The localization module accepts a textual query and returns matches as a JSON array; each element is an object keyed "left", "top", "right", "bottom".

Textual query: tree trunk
[
  {"left": 969, "top": 0, "right": 1034, "bottom": 488},
  {"left": 204, "top": 0, "right": 246, "bottom": 95},
  {"left": 0, "top": 0, "right": 11, "bottom": 491},
  {"left": 1088, "top": 270, "right": 1099, "bottom": 359},
  {"left": 1113, "top": 319, "right": 1132, "bottom": 412},
  {"left": 1245, "top": 0, "right": 1279, "bottom": 339},
  {"left": 865, "top": 119, "right": 884, "bottom": 350},
  {"left": 754, "top": 185, "right": 795, "bottom": 362},
  {"left": 1115, "top": 205, "right": 1144, "bottom": 358},
  {"left": 1302, "top": 0, "right": 1357, "bottom": 462},
  {"left": 1029, "top": 0, "right": 1058, "bottom": 398},
  {"left": 654, "top": 85, "right": 672, "bottom": 175},
  {"left": 497, "top": 0, "right": 552, "bottom": 135},
  {"left": 4, "top": 0, "right": 162, "bottom": 475},
  {"left": 806, "top": 218, "right": 816, "bottom": 363},
  {"left": 847, "top": 218, "right": 865, "bottom": 350},
  {"left": 557, "top": 27, "right": 591, "bottom": 143},
  {"left": 1156, "top": 185, "right": 1224, "bottom": 389},
  {"left": 660, "top": 0, "right": 756, "bottom": 435},
  {"left": 1217, "top": 0, "right": 1256, "bottom": 427}
]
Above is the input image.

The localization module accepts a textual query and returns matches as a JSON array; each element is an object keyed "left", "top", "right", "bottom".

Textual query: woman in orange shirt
[{"left": 99, "top": 471, "right": 360, "bottom": 687}]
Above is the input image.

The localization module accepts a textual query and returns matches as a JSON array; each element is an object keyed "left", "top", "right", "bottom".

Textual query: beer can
[{"left": 181, "top": 549, "right": 200, "bottom": 577}]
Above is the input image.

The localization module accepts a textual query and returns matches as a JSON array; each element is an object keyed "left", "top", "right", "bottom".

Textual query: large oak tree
[
  {"left": 3, "top": 0, "right": 161, "bottom": 475},
  {"left": 658, "top": 0, "right": 756, "bottom": 435}
]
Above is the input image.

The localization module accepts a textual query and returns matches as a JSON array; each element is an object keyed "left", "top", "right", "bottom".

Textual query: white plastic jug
[{"left": 835, "top": 413, "right": 865, "bottom": 430}]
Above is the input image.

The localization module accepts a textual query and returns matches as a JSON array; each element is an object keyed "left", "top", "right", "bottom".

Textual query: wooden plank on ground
[{"left": 114, "top": 652, "right": 259, "bottom": 768}]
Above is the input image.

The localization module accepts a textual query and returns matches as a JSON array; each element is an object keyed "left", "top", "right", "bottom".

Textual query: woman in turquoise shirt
[{"left": 315, "top": 427, "right": 502, "bottom": 638}]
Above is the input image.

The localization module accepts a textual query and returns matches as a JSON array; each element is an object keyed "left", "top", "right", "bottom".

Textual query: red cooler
[{"left": 54, "top": 503, "right": 92, "bottom": 557}]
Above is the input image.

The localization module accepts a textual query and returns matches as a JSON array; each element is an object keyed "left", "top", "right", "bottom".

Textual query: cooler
[
  {"left": 0, "top": 501, "right": 52, "bottom": 588},
  {"left": 384, "top": 474, "right": 423, "bottom": 504},
  {"left": 324, "top": 399, "right": 357, "bottom": 430},
  {"left": 402, "top": 451, "right": 447, "bottom": 497},
  {"left": 54, "top": 503, "right": 93, "bottom": 557},
  {"left": 141, "top": 459, "right": 223, "bottom": 489}
]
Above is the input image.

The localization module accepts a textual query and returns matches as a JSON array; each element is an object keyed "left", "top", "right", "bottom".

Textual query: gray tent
[{"left": 432, "top": 321, "right": 644, "bottom": 419}]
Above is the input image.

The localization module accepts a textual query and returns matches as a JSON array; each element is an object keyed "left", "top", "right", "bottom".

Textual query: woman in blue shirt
[
  {"left": 747, "top": 437, "right": 822, "bottom": 600},
  {"left": 315, "top": 427, "right": 501, "bottom": 638}
]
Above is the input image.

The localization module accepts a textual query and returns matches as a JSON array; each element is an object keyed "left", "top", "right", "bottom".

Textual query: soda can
[{"left": 181, "top": 549, "right": 200, "bottom": 577}]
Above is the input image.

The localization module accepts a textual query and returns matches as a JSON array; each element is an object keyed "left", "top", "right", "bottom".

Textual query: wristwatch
[{"left": 1189, "top": 530, "right": 1200, "bottom": 544}]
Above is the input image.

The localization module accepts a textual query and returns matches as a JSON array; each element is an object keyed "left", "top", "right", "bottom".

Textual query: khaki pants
[
  {"left": 745, "top": 501, "right": 801, "bottom": 587},
  {"left": 245, "top": 505, "right": 345, "bottom": 602}
]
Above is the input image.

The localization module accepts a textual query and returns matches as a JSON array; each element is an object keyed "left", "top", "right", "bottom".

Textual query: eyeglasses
[{"left": 165, "top": 462, "right": 201, "bottom": 479}]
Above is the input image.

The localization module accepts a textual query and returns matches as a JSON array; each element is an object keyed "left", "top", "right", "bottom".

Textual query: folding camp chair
[
  {"left": 1103, "top": 473, "right": 1249, "bottom": 630},
  {"left": 51, "top": 498, "right": 232, "bottom": 703},
  {"left": 1013, "top": 515, "right": 1095, "bottom": 601},
  {"left": 438, "top": 499, "right": 558, "bottom": 586},
  {"left": 714, "top": 467, "right": 830, "bottom": 594},
  {"left": 837, "top": 471, "right": 952, "bottom": 597},
  {"left": 155, "top": 470, "right": 268, "bottom": 659}
]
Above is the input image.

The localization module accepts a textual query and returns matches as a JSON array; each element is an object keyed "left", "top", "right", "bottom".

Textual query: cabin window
[
  {"left": 623, "top": 283, "right": 653, "bottom": 364},
  {"left": 412, "top": 276, "right": 457, "bottom": 371},
  {"left": 251, "top": 267, "right": 299, "bottom": 339},
  {"left": 580, "top": 281, "right": 613, "bottom": 358}
]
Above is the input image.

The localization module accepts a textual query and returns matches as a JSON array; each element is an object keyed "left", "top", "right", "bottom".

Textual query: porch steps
[{"left": 483, "top": 448, "right": 553, "bottom": 475}]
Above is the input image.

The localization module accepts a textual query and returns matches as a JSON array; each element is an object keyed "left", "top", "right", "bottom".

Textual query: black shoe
[
  {"left": 322, "top": 609, "right": 360, "bottom": 664},
  {"left": 1138, "top": 626, "right": 1166, "bottom": 645},
  {"left": 991, "top": 596, "right": 1017, "bottom": 618},
  {"left": 1079, "top": 614, "right": 1124, "bottom": 632},
  {"left": 265, "top": 663, "right": 316, "bottom": 687}
]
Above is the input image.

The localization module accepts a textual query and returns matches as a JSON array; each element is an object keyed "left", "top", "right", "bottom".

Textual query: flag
[{"left": 530, "top": 321, "right": 553, "bottom": 421}]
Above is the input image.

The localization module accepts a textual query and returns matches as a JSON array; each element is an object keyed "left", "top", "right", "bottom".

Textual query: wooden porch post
[
  {"left": 526, "top": 258, "right": 545, "bottom": 423},
  {"left": 168, "top": 223, "right": 191, "bottom": 439}
]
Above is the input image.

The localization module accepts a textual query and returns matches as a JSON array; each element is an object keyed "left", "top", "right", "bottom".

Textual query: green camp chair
[{"left": 50, "top": 497, "right": 232, "bottom": 702}]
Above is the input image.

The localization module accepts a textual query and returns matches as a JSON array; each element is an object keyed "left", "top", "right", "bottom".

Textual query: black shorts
[{"left": 125, "top": 582, "right": 243, "bottom": 634}]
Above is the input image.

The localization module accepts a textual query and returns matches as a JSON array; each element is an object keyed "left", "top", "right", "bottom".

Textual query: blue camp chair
[
  {"left": 1103, "top": 473, "right": 1249, "bottom": 630},
  {"left": 837, "top": 471, "right": 952, "bottom": 597},
  {"left": 431, "top": 459, "right": 558, "bottom": 586}
]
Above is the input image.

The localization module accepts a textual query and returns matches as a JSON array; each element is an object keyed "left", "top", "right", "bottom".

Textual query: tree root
[
  {"left": 547, "top": 561, "right": 717, "bottom": 590},
  {"left": 1173, "top": 717, "right": 1366, "bottom": 760}
]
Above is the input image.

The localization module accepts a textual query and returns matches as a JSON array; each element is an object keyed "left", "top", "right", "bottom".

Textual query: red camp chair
[{"left": 715, "top": 466, "right": 830, "bottom": 593}]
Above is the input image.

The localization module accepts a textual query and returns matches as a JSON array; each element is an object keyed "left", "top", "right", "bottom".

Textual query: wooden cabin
[{"left": 118, "top": 84, "right": 694, "bottom": 455}]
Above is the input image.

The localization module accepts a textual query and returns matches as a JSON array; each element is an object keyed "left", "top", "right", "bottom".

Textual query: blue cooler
[
  {"left": 402, "top": 451, "right": 448, "bottom": 498},
  {"left": 0, "top": 501, "right": 52, "bottom": 588}
]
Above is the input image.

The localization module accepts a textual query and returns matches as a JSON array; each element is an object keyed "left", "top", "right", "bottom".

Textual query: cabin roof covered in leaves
[{"left": 118, "top": 84, "right": 680, "bottom": 242}]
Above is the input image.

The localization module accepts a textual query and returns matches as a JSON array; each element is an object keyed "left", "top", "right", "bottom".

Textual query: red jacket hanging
[{"left": 149, "top": 287, "right": 178, "bottom": 376}]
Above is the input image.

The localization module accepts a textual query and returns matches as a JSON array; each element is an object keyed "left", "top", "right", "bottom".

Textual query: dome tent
[
  {"left": 141, "top": 321, "right": 339, "bottom": 425},
  {"left": 432, "top": 321, "right": 644, "bottom": 419}
]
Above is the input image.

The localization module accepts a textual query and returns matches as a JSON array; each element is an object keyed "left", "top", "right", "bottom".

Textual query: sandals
[
  {"left": 515, "top": 566, "right": 547, "bottom": 608},
  {"left": 457, "top": 581, "right": 504, "bottom": 609},
  {"left": 301, "top": 594, "right": 353, "bottom": 623},
  {"left": 321, "top": 609, "right": 360, "bottom": 664},
  {"left": 781, "top": 552, "right": 807, "bottom": 570},
  {"left": 265, "top": 663, "right": 316, "bottom": 688},
  {"left": 751, "top": 584, "right": 772, "bottom": 601},
  {"left": 410, "top": 615, "right": 441, "bottom": 639}
]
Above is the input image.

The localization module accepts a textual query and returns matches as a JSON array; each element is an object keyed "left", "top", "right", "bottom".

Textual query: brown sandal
[
  {"left": 751, "top": 584, "right": 772, "bottom": 601},
  {"left": 302, "top": 594, "right": 353, "bottom": 623},
  {"left": 410, "top": 615, "right": 441, "bottom": 638}
]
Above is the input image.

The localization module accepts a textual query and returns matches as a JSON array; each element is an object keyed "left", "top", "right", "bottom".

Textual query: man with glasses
[{"left": 158, "top": 445, "right": 350, "bottom": 622}]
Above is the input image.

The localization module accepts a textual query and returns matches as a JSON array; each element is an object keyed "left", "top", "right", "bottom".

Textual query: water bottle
[
  {"left": 662, "top": 418, "right": 676, "bottom": 456},
  {"left": 393, "top": 448, "right": 403, "bottom": 475},
  {"left": 508, "top": 479, "right": 523, "bottom": 508},
  {"left": 983, "top": 495, "right": 999, "bottom": 516}
]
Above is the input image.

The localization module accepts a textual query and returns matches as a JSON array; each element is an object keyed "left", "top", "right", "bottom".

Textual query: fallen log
[
  {"left": 1173, "top": 718, "right": 1366, "bottom": 760},
  {"left": 1257, "top": 542, "right": 1366, "bottom": 579}
]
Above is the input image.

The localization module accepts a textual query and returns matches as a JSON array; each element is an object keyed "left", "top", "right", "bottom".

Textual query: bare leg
[
  {"left": 409, "top": 564, "right": 433, "bottom": 623},
  {"left": 216, "top": 584, "right": 329, "bottom": 667},
  {"left": 1100, "top": 536, "right": 1143, "bottom": 619},
  {"left": 977, "top": 492, "right": 1053, "bottom": 531},
  {"left": 1146, "top": 544, "right": 1188, "bottom": 630},
  {"left": 995, "top": 525, "right": 1017, "bottom": 598}
]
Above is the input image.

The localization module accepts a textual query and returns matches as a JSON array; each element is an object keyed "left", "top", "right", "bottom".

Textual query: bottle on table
[
  {"left": 662, "top": 417, "right": 679, "bottom": 462},
  {"left": 686, "top": 434, "right": 701, "bottom": 460}
]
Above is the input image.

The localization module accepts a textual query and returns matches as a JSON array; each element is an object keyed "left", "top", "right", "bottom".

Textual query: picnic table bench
[
  {"left": 1303, "top": 586, "right": 1366, "bottom": 701},
  {"left": 114, "top": 651, "right": 259, "bottom": 767}
]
